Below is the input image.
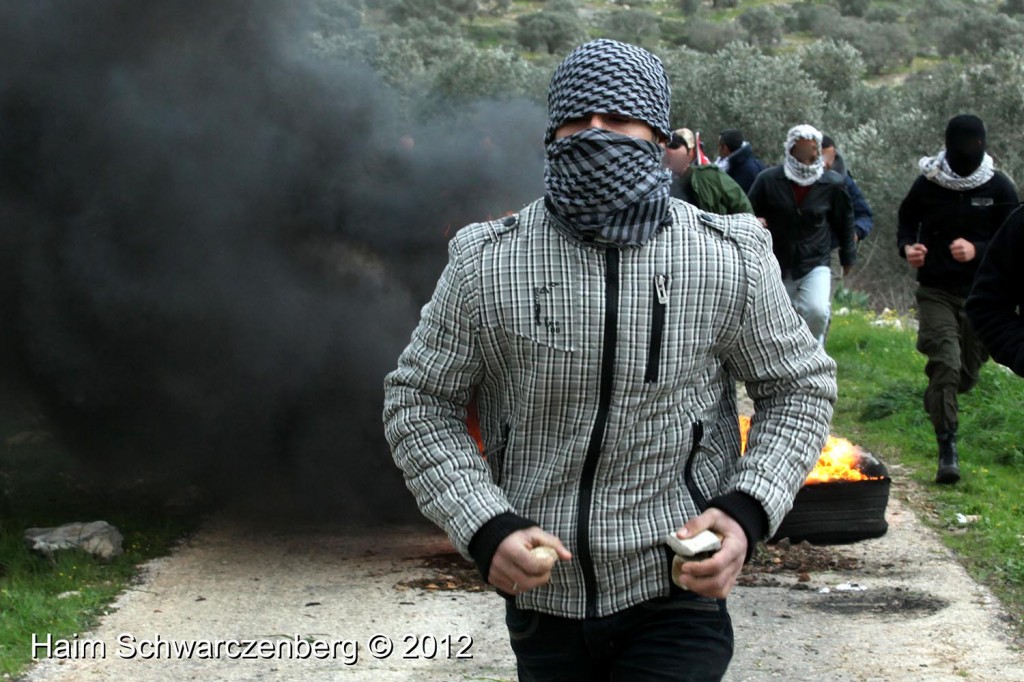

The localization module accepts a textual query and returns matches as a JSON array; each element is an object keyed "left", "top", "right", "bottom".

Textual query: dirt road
[{"left": 20, "top": 472, "right": 1024, "bottom": 682}]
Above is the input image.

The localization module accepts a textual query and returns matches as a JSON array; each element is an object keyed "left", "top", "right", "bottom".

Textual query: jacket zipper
[
  {"left": 683, "top": 421, "right": 707, "bottom": 510},
  {"left": 577, "top": 247, "right": 619, "bottom": 618},
  {"left": 644, "top": 274, "right": 668, "bottom": 383}
]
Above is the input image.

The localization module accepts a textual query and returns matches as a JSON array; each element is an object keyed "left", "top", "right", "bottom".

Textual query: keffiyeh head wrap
[
  {"left": 783, "top": 124, "right": 824, "bottom": 186},
  {"left": 545, "top": 39, "right": 672, "bottom": 145},
  {"left": 543, "top": 40, "right": 672, "bottom": 247}
]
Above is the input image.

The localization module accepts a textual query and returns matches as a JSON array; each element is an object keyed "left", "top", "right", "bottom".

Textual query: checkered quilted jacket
[{"left": 384, "top": 198, "right": 835, "bottom": 618}]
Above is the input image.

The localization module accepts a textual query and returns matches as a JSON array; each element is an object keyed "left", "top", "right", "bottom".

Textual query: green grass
[
  {"left": 827, "top": 309, "right": 1024, "bottom": 637},
  {"left": 0, "top": 394, "right": 201, "bottom": 677}
]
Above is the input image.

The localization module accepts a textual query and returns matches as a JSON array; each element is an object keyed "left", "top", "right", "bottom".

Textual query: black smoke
[{"left": 0, "top": 1, "right": 545, "bottom": 519}]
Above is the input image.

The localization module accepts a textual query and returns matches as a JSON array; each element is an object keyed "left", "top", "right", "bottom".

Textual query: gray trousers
[{"left": 915, "top": 286, "right": 989, "bottom": 434}]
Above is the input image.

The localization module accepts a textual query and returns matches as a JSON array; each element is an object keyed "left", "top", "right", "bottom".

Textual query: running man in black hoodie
[{"left": 897, "top": 114, "right": 1019, "bottom": 484}]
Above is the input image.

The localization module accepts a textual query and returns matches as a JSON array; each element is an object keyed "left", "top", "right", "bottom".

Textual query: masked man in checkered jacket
[{"left": 384, "top": 39, "right": 836, "bottom": 681}]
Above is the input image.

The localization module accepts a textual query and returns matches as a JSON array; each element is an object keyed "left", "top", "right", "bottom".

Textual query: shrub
[
  {"left": 429, "top": 44, "right": 542, "bottom": 104},
  {"left": 515, "top": 10, "right": 587, "bottom": 54},
  {"left": 738, "top": 7, "right": 784, "bottom": 47},
  {"left": 827, "top": 18, "right": 915, "bottom": 75},
  {"left": 601, "top": 9, "right": 662, "bottom": 48},
  {"left": 837, "top": 0, "right": 871, "bottom": 18},
  {"left": 661, "top": 44, "right": 825, "bottom": 162},
  {"left": 798, "top": 39, "right": 866, "bottom": 99},
  {"left": 790, "top": 1, "right": 842, "bottom": 34},
  {"left": 864, "top": 6, "right": 902, "bottom": 23},
  {"left": 935, "top": 11, "right": 1024, "bottom": 58},
  {"left": 384, "top": 0, "right": 458, "bottom": 24},
  {"left": 677, "top": 0, "right": 703, "bottom": 16},
  {"left": 1001, "top": 0, "right": 1024, "bottom": 15},
  {"left": 678, "top": 17, "right": 747, "bottom": 53}
]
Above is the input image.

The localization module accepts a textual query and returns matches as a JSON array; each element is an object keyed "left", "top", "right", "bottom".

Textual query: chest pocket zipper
[{"left": 644, "top": 274, "right": 668, "bottom": 383}]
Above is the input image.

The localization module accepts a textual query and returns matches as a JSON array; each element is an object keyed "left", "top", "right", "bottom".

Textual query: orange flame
[
  {"left": 807, "top": 435, "right": 877, "bottom": 483},
  {"left": 738, "top": 416, "right": 882, "bottom": 484},
  {"left": 739, "top": 415, "right": 751, "bottom": 454}
]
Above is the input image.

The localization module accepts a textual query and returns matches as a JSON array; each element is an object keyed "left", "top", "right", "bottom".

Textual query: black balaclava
[{"left": 944, "top": 114, "right": 986, "bottom": 178}]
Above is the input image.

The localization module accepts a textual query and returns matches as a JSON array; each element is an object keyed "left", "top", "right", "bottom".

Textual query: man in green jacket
[{"left": 664, "top": 128, "right": 753, "bottom": 215}]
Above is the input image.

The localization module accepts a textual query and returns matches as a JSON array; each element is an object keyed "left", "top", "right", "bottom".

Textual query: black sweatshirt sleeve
[{"left": 967, "top": 207, "right": 1024, "bottom": 377}]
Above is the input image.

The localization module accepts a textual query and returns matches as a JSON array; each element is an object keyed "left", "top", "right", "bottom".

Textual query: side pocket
[
  {"left": 505, "top": 603, "right": 541, "bottom": 641},
  {"left": 492, "top": 422, "right": 511, "bottom": 486},
  {"left": 644, "top": 274, "right": 668, "bottom": 384},
  {"left": 683, "top": 421, "right": 708, "bottom": 510}
]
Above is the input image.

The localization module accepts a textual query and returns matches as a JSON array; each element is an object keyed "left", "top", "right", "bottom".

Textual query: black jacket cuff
[
  {"left": 707, "top": 491, "right": 768, "bottom": 563},
  {"left": 467, "top": 512, "right": 538, "bottom": 582}
]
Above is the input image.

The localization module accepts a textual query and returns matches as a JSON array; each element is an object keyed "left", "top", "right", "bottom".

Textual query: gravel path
[{"left": 19, "top": 473, "right": 1024, "bottom": 682}]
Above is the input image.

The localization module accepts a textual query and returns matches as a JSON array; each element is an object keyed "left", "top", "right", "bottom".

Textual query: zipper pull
[{"left": 655, "top": 274, "right": 668, "bottom": 305}]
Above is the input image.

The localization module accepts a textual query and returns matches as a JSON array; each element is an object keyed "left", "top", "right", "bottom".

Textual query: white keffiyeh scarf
[
  {"left": 782, "top": 124, "right": 824, "bottom": 186},
  {"left": 919, "top": 150, "right": 994, "bottom": 191}
]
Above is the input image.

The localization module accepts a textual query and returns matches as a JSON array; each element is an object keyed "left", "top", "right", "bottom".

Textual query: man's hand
[
  {"left": 842, "top": 264, "right": 852, "bottom": 277},
  {"left": 671, "top": 508, "right": 747, "bottom": 599},
  {"left": 904, "top": 243, "right": 928, "bottom": 268},
  {"left": 756, "top": 217, "right": 768, "bottom": 228},
  {"left": 950, "top": 238, "right": 976, "bottom": 262},
  {"left": 488, "top": 527, "right": 572, "bottom": 595}
]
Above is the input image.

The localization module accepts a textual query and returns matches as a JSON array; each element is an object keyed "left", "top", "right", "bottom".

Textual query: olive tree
[
  {"left": 429, "top": 44, "right": 545, "bottom": 106},
  {"left": 935, "top": 11, "right": 1024, "bottom": 58},
  {"left": 678, "top": 18, "right": 747, "bottom": 53},
  {"left": 738, "top": 7, "right": 783, "bottom": 47},
  {"left": 661, "top": 43, "right": 825, "bottom": 163},
  {"left": 515, "top": 9, "right": 587, "bottom": 54},
  {"left": 789, "top": 2, "right": 842, "bottom": 34},
  {"left": 1001, "top": 0, "right": 1024, "bottom": 15},
  {"left": 384, "top": 0, "right": 477, "bottom": 24},
  {"left": 602, "top": 9, "right": 661, "bottom": 48},
  {"left": 677, "top": 0, "right": 702, "bottom": 15},
  {"left": 837, "top": 0, "right": 871, "bottom": 18},
  {"left": 829, "top": 20, "right": 914, "bottom": 75},
  {"left": 799, "top": 39, "right": 865, "bottom": 100}
]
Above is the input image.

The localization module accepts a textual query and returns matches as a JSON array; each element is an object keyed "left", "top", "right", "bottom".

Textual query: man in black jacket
[
  {"left": 715, "top": 128, "right": 765, "bottom": 193},
  {"left": 897, "top": 114, "right": 1019, "bottom": 484},
  {"left": 967, "top": 207, "right": 1024, "bottom": 378},
  {"left": 748, "top": 124, "right": 856, "bottom": 346}
]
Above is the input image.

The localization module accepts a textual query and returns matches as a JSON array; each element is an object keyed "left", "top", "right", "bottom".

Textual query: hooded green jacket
[{"left": 671, "top": 163, "right": 754, "bottom": 216}]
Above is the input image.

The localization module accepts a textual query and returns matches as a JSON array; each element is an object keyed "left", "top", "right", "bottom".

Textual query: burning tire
[
  {"left": 738, "top": 416, "right": 891, "bottom": 545},
  {"left": 770, "top": 477, "right": 890, "bottom": 545}
]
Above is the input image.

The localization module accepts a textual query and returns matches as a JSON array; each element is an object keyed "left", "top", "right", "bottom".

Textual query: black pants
[
  {"left": 505, "top": 588, "right": 733, "bottom": 682},
  {"left": 915, "top": 286, "right": 988, "bottom": 433}
]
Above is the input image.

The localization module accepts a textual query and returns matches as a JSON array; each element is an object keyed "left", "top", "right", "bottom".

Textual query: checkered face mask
[{"left": 544, "top": 127, "right": 671, "bottom": 247}]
